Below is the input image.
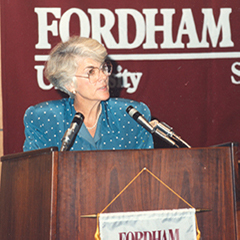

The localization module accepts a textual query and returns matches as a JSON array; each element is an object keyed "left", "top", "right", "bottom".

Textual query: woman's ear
[{"left": 65, "top": 77, "right": 77, "bottom": 94}]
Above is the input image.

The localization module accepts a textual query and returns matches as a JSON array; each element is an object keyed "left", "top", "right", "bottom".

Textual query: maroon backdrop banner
[{"left": 1, "top": 0, "right": 240, "bottom": 154}]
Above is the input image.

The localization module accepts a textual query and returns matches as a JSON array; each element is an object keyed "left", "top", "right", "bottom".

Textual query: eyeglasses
[{"left": 75, "top": 61, "right": 113, "bottom": 84}]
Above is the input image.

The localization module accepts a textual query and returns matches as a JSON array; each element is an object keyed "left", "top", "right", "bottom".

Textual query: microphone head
[
  {"left": 72, "top": 112, "right": 84, "bottom": 125},
  {"left": 60, "top": 112, "right": 84, "bottom": 151},
  {"left": 126, "top": 105, "right": 134, "bottom": 114},
  {"left": 126, "top": 105, "right": 141, "bottom": 121}
]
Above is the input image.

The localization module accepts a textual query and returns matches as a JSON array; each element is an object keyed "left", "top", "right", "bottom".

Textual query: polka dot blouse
[{"left": 23, "top": 98, "right": 154, "bottom": 152}]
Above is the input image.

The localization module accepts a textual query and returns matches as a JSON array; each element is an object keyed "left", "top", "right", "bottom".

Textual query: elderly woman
[{"left": 23, "top": 36, "right": 154, "bottom": 151}]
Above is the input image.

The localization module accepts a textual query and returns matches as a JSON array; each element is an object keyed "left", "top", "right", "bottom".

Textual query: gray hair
[{"left": 45, "top": 36, "right": 108, "bottom": 97}]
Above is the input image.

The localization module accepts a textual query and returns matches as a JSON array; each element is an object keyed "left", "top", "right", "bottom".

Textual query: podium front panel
[
  {"left": 0, "top": 146, "right": 238, "bottom": 239},
  {"left": 56, "top": 147, "right": 238, "bottom": 239}
]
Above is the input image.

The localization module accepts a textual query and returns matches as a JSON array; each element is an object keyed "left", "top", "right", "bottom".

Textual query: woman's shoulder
[
  {"left": 104, "top": 98, "right": 151, "bottom": 118},
  {"left": 24, "top": 98, "right": 74, "bottom": 116},
  {"left": 106, "top": 98, "right": 148, "bottom": 110}
]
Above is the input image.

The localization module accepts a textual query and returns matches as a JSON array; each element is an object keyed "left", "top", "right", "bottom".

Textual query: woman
[{"left": 23, "top": 36, "right": 154, "bottom": 151}]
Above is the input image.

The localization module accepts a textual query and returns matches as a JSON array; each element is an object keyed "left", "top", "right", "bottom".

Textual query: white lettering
[
  {"left": 88, "top": 9, "right": 118, "bottom": 48},
  {"left": 143, "top": 9, "right": 176, "bottom": 49},
  {"left": 128, "top": 72, "right": 142, "bottom": 93},
  {"left": 34, "top": 65, "right": 53, "bottom": 90},
  {"left": 34, "top": 64, "right": 142, "bottom": 93},
  {"left": 35, "top": 7, "right": 234, "bottom": 50},
  {"left": 35, "top": 8, "right": 61, "bottom": 49},
  {"left": 175, "top": 9, "right": 202, "bottom": 48},
  {"left": 115, "top": 9, "right": 145, "bottom": 49},
  {"left": 59, "top": 8, "right": 90, "bottom": 42},
  {"left": 113, "top": 65, "right": 142, "bottom": 93},
  {"left": 115, "top": 66, "right": 131, "bottom": 89},
  {"left": 34, "top": 7, "right": 237, "bottom": 93},
  {"left": 201, "top": 8, "right": 234, "bottom": 48},
  {"left": 231, "top": 62, "right": 240, "bottom": 85}
]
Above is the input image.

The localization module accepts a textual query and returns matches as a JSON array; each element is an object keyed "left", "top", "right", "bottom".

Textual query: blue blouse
[{"left": 23, "top": 98, "right": 154, "bottom": 152}]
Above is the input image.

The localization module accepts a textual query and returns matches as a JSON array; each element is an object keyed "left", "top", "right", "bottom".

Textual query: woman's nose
[{"left": 98, "top": 69, "right": 108, "bottom": 82}]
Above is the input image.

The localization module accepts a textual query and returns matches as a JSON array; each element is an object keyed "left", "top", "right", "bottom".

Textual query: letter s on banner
[{"left": 231, "top": 62, "right": 240, "bottom": 85}]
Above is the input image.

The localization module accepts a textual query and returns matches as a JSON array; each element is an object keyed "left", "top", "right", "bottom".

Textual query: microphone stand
[{"left": 150, "top": 120, "right": 191, "bottom": 149}]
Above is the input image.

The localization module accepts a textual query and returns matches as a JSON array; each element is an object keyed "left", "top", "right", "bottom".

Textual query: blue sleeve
[{"left": 23, "top": 106, "right": 51, "bottom": 151}]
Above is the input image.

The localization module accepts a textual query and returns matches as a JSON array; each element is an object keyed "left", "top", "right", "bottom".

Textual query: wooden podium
[{"left": 0, "top": 145, "right": 239, "bottom": 239}]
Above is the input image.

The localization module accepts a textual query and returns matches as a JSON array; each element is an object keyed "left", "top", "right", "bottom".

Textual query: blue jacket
[{"left": 23, "top": 98, "right": 154, "bottom": 152}]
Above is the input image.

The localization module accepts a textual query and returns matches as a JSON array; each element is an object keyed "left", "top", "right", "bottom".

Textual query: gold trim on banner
[
  {"left": 94, "top": 214, "right": 100, "bottom": 240},
  {"left": 93, "top": 167, "right": 201, "bottom": 240}
]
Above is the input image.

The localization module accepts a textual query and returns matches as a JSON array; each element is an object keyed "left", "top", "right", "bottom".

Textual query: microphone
[
  {"left": 126, "top": 105, "right": 155, "bottom": 134},
  {"left": 150, "top": 120, "right": 191, "bottom": 148},
  {"left": 126, "top": 106, "right": 179, "bottom": 148},
  {"left": 60, "top": 112, "right": 84, "bottom": 151}
]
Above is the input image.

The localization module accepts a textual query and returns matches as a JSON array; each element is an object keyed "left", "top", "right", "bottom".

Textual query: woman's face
[{"left": 73, "top": 57, "right": 110, "bottom": 103}]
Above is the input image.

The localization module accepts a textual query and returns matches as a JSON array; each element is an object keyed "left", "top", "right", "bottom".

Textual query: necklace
[{"left": 86, "top": 105, "right": 102, "bottom": 130}]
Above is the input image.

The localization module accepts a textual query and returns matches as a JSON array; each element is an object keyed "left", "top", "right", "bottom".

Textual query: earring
[{"left": 72, "top": 90, "right": 76, "bottom": 95}]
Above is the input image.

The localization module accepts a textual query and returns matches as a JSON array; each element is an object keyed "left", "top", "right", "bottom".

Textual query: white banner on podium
[{"left": 99, "top": 208, "right": 197, "bottom": 240}]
